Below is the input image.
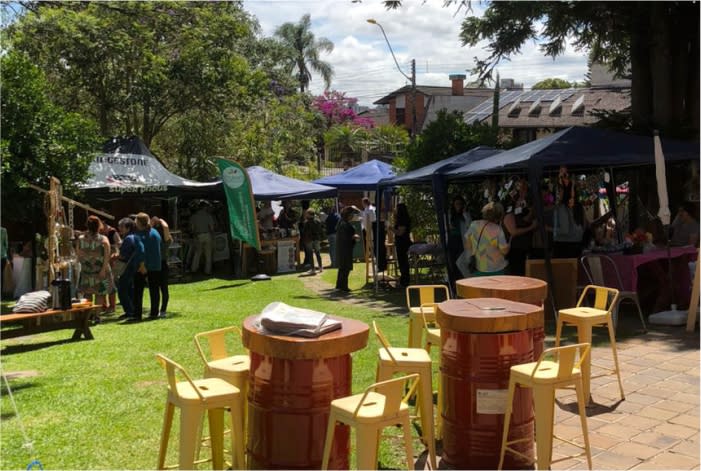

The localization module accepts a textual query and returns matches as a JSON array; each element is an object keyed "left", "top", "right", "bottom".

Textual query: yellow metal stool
[
  {"left": 498, "top": 343, "right": 593, "bottom": 471},
  {"left": 405, "top": 284, "right": 450, "bottom": 348},
  {"left": 321, "top": 374, "right": 418, "bottom": 470},
  {"left": 555, "top": 285, "right": 624, "bottom": 404},
  {"left": 156, "top": 354, "right": 245, "bottom": 470},
  {"left": 373, "top": 321, "right": 437, "bottom": 470},
  {"left": 194, "top": 326, "right": 251, "bottom": 440},
  {"left": 420, "top": 303, "right": 443, "bottom": 440}
]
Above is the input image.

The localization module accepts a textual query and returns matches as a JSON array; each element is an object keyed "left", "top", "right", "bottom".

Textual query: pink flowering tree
[{"left": 312, "top": 90, "right": 374, "bottom": 129}]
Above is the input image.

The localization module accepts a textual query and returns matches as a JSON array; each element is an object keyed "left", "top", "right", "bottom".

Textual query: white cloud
[{"left": 244, "top": 0, "right": 588, "bottom": 106}]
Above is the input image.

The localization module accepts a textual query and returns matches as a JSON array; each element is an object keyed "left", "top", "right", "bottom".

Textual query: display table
[
  {"left": 242, "top": 237, "right": 300, "bottom": 275},
  {"left": 1, "top": 304, "right": 100, "bottom": 341},
  {"left": 436, "top": 298, "right": 542, "bottom": 470},
  {"left": 242, "top": 315, "right": 369, "bottom": 469},
  {"left": 456, "top": 275, "right": 547, "bottom": 357},
  {"left": 605, "top": 246, "right": 698, "bottom": 292}
]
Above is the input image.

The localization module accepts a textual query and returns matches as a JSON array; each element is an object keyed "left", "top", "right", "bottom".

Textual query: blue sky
[{"left": 243, "top": 0, "right": 590, "bottom": 107}]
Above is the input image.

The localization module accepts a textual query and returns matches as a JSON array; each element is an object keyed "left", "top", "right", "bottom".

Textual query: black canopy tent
[
  {"left": 441, "top": 126, "right": 699, "bottom": 306},
  {"left": 377, "top": 127, "right": 698, "bottom": 300},
  {"left": 377, "top": 146, "right": 503, "bottom": 288}
]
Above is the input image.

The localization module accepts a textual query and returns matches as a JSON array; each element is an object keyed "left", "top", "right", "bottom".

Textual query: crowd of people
[{"left": 74, "top": 212, "right": 172, "bottom": 323}]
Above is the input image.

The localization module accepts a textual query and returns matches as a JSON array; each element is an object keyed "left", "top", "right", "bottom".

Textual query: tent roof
[
  {"left": 445, "top": 127, "right": 699, "bottom": 180},
  {"left": 312, "top": 159, "right": 396, "bottom": 190},
  {"left": 246, "top": 166, "right": 337, "bottom": 200},
  {"left": 379, "top": 146, "right": 501, "bottom": 187},
  {"left": 82, "top": 136, "right": 217, "bottom": 196}
]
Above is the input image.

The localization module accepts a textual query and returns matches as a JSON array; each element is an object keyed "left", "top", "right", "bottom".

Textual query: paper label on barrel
[{"left": 476, "top": 389, "right": 508, "bottom": 414}]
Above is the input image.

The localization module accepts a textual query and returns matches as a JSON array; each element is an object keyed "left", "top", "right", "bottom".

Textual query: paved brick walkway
[{"left": 301, "top": 271, "right": 700, "bottom": 470}]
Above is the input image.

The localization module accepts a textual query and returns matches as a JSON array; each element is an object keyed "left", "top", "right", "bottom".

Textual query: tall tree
[
  {"left": 1, "top": 51, "right": 100, "bottom": 229},
  {"left": 274, "top": 14, "right": 334, "bottom": 93},
  {"left": 459, "top": 1, "right": 699, "bottom": 138},
  {"left": 6, "top": 1, "right": 268, "bottom": 146}
]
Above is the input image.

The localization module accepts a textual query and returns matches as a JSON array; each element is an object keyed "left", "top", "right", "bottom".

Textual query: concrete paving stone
[
  {"left": 554, "top": 424, "right": 589, "bottom": 440},
  {"left": 638, "top": 406, "right": 682, "bottom": 421},
  {"left": 634, "top": 386, "right": 679, "bottom": 400},
  {"left": 626, "top": 357, "right": 664, "bottom": 367},
  {"left": 550, "top": 457, "right": 587, "bottom": 470},
  {"left": 637, "top": 367, "right": 683, "bottom": 380},
  {"left": 625, "top": 391, "right": 665, "bottom": 405},
  {"left": 654, "top": 399, "right": 697, "bottom": 414},
  {"left": 588, "top": 449, "right": 642, "bottom": 470},
  {"left": 669, "top": 392, "right": 701, "bottom": 405},
  {"left": 619, "top": 414, "right": 665, "bottom": 431},
  {"left": 626, "top": 373, "right": 668, "bottom": 386},
  {"left": 631, "top": 431, "right": 682, "bottom": 450},
  {"left": 668, "top": 413, "right": 701, "bottom": 429},
  {"left": 587, "top": 432, "right": 621, "bottom": 450},
  {"left": 660, "top": 379, "right": 700, "bottom": 392},
  {"left": 630, "top": 451, "right": 699, "bottom": 470},
  {"left": 667, "top": 374, "right": 701, "bottom": 386},
  {"left": 685, "top": 406, "right": 700, "bottom": 416},
  {"left": 560, "top": 415, "right": 608, "bottom": 431},
  {"left": 656, "top": 361, "right": 699, "bottom": 373},
  {"left": 608, "top": 441, "right": 662, "bottom": 460},
  {"left": 652, "top": 423, "right": 699, "bottom": 440},
  {"left": 598, "top": 423, "right": 651, "bottom": 440},
  {"left": 669, "top": 439, "right": 701, "bottom": 459}
]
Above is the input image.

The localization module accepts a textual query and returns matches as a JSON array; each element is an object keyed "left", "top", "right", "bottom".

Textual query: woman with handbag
[
  {"left": 465, "top": 202, "right": 510, "bottom": 276},
  {"left": 76, "top": 216, "right": 112, "bottom": 321}
]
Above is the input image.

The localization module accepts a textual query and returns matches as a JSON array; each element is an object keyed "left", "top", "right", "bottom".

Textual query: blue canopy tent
[
  {"left": 377, "top": 146, "right": 503, "bottom": 288},
  {"left": 246, "top": 166, "right": 337, "bottom": 200},
  {"left": 312, "top": 159, "right": 395, "bottom": 190},
  {"left": 440, "top": 126, "right": 699, "bottom": 307}
]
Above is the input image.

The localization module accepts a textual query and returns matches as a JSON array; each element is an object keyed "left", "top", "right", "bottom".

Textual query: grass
[{"left": 0, "top": 263, "right": 419, "bottom": 470}]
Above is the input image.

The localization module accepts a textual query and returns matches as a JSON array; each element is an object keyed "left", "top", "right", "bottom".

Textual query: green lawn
[{"left": 0, "top": 264, "right": 420, "bottom": 470}]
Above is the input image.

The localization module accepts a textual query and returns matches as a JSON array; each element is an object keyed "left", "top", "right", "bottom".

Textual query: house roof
[
  {"left": 373, "top": 85, "right": 491, "bottom": 105},
  {"left": 464, "top": 87, "right": 630, "bottom": 128}
]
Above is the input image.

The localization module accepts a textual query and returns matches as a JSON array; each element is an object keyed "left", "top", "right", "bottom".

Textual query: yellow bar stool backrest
[
  {"left": 420, "top": 303, "right": 441, "bottom": 344},
  {"left": 575, "top": 285, "right": 619, "bottom": 313},
  {"left": 372, "top": 320, "right": 398, "bottom": 364},
  {"left": 321, "top": 374, "right": 419, "bottom": 470},
  {"left": 528, "top": 343, "right": 591, "bottom": 383},
  {"left": 405, "top": 284, "right": 450, "bottom": 312}
]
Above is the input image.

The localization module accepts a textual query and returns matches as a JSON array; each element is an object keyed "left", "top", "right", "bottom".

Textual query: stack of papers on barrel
[{"left": 258, "top": 302, "right": 342, "bottom": 338}]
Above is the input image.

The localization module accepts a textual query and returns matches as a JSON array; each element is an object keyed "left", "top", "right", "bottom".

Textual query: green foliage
[
  {"left": 397, "top": 109, "right": 498, "bottom": 172},
  {"left": 6, "top": 2, "right": 266, "bottom": 145},
  {"left": 274, "top": 14, "right": 334, "bottom": 93},
  {"left": 324, "top": 124, "right": 409, "bottom": 165},
  {"left": 532, "top": 78, "right": 573, "bottom": 89},
  {"left": 226, "top": 94, "right": 319, "bottom": 172},
  {"left": 0, "top": 51, "right": 100, "bottom": 227}
]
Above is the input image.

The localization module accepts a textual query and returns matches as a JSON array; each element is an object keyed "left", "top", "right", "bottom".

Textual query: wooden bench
[{"left": 1, "top": 305, "right": 100, "bottom": 341}]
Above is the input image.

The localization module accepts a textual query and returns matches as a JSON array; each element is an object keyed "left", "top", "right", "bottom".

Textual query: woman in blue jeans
[{"left": 114, "top": 218, "right": 144, "bottom": 323}]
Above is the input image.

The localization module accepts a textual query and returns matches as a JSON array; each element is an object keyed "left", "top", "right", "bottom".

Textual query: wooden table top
[
  {"left": 437, "top": 298, "right": 543, "bottom": 333},
  {"left": 242, "top": 315, "right": 369, "bottom": 360},
  {"left": 456, "top": 275, "right": 547, "bottom": 305},
  {"left": 1, "top": 304, "right": 100, "bottom": 323}
]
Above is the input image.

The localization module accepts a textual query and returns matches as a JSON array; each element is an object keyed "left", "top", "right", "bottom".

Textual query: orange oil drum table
[
  {"left": 242, "top": 315, "right": 369, "bottom": 470},
  {"left": 457, "top": 275, "right": 547, "bottom": 358},
  {"left": 436, "top": 298, "right": 543, "bottom": 470}
]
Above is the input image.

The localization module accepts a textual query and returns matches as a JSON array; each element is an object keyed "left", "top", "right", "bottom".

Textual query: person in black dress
[
  {"left": 335, "top": 206, "right": 360, "bottom": 292},
  {"left": 392, "top": 203, "right": 412, "bottom": 287}
]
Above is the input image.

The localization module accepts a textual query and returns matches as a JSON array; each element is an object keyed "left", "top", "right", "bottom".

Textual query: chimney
[{"left": 449, "top": 74, "right": 466, "bottom": 96}]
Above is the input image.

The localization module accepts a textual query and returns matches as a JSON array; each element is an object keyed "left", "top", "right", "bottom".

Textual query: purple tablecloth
[{"left": 606, "top": 246, "right": 698, "bottom": 292}]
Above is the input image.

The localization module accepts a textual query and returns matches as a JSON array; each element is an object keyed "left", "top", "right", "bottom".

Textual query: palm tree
[{"left": 274, "top": 14, "right": 334, "bottom": 93}]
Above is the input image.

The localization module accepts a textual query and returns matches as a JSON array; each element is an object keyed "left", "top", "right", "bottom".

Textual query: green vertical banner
[{"left": 217, "top": 158, "right": 260, "bottom": 251}]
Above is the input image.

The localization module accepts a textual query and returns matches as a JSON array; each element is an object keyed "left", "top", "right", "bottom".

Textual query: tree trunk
[
  {"left": 629, "top": 7, "right": 653, "bottom": 134},
  {"left": 649, "top": 3, "right": 674, "bottom": 133}
]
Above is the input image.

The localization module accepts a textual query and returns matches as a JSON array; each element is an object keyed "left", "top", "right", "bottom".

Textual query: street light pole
[{"left": 367, "top": 19, "right": 417, "bottom": 141}]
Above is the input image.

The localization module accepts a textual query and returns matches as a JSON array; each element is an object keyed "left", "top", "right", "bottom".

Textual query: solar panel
[{"left": 463, "top": 89, "right": 578, "bottom": 124}]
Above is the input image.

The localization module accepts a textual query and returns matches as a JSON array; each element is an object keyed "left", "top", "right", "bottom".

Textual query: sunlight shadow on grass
[{"left": 204, "top": 282, "right": 252, "bottom": 291}]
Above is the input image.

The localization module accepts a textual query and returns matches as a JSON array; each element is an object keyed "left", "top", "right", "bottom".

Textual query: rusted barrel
[
  {"left": 456, "top": 275, "right": 547, "bottom": 358},
  {"left": 242, "top": 315, "right": 368, "bottom": 470},
  {"left": 437, "top": 298, "right": 542, "bottom": 470}
]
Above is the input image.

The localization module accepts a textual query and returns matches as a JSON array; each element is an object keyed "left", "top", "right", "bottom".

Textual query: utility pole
[{"left": 411, "top": 59, "right": 417, "bottom": 141}]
